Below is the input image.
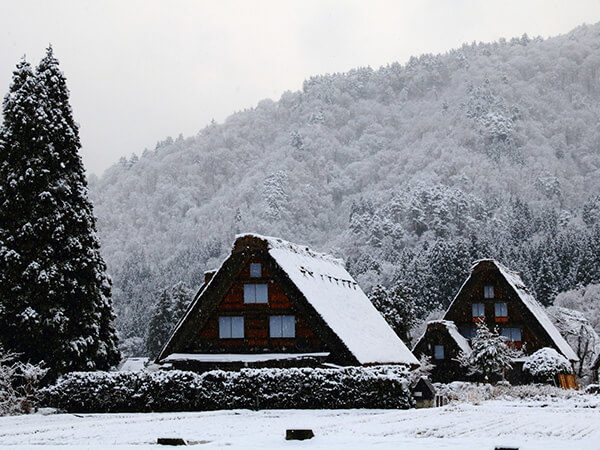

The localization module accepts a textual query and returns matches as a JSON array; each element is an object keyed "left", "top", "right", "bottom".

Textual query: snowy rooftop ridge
[
  {"left": 413, "top": 320, "right": 472, "bottom": 355},
  {"left": 430, "top": 320, "right": 472, "bottom": 355},
  {"left": 235, "top": 233, "right": 344, "bottom": 266}
]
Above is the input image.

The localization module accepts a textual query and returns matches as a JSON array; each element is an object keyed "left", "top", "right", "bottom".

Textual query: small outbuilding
[{"left": 410, "top": 377, "right": 436, "bottom": 408}]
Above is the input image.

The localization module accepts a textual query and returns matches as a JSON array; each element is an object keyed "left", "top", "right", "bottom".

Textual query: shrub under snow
[
  {"left": 523, "top": 348, "right": 572, "bottom": 382},
  {"left": 42, "top": 366, "right": 413, "bottom": 413},
  {"left": 0, "top": 348, "right": 48, "bottom": 415}
]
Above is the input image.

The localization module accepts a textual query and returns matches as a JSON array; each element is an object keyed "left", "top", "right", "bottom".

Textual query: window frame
[
  {"left": 472, "top": 302, "right": 485, "bottom": 319},
  {"left": 270, "top": 315, "right": 296, "bottom": 338},
  {"left": 250, "top": 263, "right": 262, "bottom": 278},
  {"left": 219, "top": 316, "right": 244, "bottom": 339},
  {"left": 501, "top": 327, "right": 522, "bottom": 342},
  {"left": 243, "top": 283, "right": 269, "bottom": 304},
  {"left": 434, "top": 345, "right": 445, "bottom": 360},
  {"left": 494, "top": 302, "right": 508, "bottom": 320},
  {"left": 484, "top": 285, "right": 495, "bottom": 299}
]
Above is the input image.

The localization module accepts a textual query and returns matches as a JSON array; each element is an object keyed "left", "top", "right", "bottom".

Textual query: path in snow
[{"left": 0, "top": 400, "right": 598, "bottom": 449}]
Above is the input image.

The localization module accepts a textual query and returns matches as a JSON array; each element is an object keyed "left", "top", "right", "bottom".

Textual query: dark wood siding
[
  {"left": 183, "top": 256, "right": 327, "bottom": 354},
  {"left": 445, "top": 261, "right": 561, "bottom": 356}
]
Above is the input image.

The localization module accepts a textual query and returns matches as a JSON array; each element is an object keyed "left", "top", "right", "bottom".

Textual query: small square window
[
  {"left": 484, "top": 285, "right": 494, "bottom": 299},
  {"left": 434, "top": 345, "right": 445, "bottom": 360},
  {"left": 250, "top": 263, "right": 262, "bottom": 278},
  {"left": 219, "top": 316, "right": 244, "bottom": 339},
  {"left": 244, "top": 284, "right": 268, "bottom": 303},
  {"left": 460, "top": 327, "right": 476, "bottom": 340},
  {"left": 501, "top": 327, "right": 521, "bottom": 342},
  {"left": 270, "top": 315, "right": 295, "bottom": 338},
  {"left": 472, "top": 303, "right": 485, "bottom": 318},
  {"left": 495, "top": 302, "right": 508, "bottom": 317}
]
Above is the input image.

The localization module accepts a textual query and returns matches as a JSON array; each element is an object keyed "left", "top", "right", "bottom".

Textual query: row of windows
[
  {"left": 458, "top": 326, "right": 522, "bottom": 342},
  {"left": 472, "top": 302, "right": 508, "bottom": 318},
  {"left": 218, "top": 315, "right": 296, "bottom": 339},
  {"left": 434, "top": 327, "right": 521, "bottom": 361}
]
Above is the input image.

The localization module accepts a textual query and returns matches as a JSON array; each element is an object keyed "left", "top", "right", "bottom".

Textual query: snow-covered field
[{"left": 0, "top": 399, "right": 598, "bottom": 449}]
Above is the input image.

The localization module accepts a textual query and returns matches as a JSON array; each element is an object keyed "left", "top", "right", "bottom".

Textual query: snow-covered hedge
[
  {"left": 434, "top": 381, "right": 599, "bottom": 407},
  {"left": 42, "top": 366, "right": 413, "bottom": 413},
  {"left": 523, "top": 348, "right": 572, "bottom": 382}
]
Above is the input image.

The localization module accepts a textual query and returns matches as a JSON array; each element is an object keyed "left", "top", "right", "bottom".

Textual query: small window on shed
[
  {"left": 484, "top": 285, "right": 494, "bottom": 299},
  {"left": 472, "top": 303, "right": 485, "bottom": 318},
  {"left": 434, "top": 345, "right": 445, "bottom": 360},
  {"left": 250, "top": 263, "right": 262, "bottom": 278}
]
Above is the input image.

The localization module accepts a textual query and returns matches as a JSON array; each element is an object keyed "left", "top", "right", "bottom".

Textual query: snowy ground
[{"left": 0, "top": 399, "right": 598, "bottom": 449}]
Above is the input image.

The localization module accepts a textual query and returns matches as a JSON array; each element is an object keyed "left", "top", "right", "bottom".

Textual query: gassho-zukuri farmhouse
[
  {"left": 155, "top": 234, "right": 579, "bottom": 385},
  {"left": 156, "top": 233, "right": 419, "bottom": 371}
]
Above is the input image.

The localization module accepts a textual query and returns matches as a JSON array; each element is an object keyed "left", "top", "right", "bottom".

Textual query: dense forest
[{"left": 88, "top": 23, "right": 600, "bottom": 356}]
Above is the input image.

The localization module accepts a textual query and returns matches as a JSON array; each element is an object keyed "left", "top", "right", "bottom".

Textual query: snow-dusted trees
[
  {"left": 0, "top": 48, "right": 120, "bottom": 376},
  {"left": 458, "top": 322, "right": 521, "bottom": 382},
  {"left": 145, "top": 282, "right": 193, "bottom": 358},
  {"left": 523, "top": 348, "right": 572, "bottom": 383},
  {"left": 84, "top": 25, "right": 600, "bottom": 349},
  {"left": 369, "top": 283, "right": 418, "bottom": 344}
]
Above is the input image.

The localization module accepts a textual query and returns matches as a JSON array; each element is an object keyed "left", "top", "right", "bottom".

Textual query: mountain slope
[{"left": 88, "top": 24, "right": 600, "bottom": 353}]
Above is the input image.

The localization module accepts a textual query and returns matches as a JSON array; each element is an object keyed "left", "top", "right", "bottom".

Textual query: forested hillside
[{"left": 88, "top": 24, "right": 600, "bottom": 355}]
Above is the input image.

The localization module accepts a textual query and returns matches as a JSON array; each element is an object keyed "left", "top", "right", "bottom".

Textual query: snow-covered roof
[
  {"left": 236, "top": 233, "right": 419, "bottom": 366},
  {"left": 118, "top": 357, "right": 149, "bottom": 372},
  {"left": 446, "top": 259, "right": 578, "bottom": 362},
  {"left": 163, "top": 352, "right": 330, "bottom": 363},
  {"left": 414, "top": 320, "right": 471, "bottom": 355}
]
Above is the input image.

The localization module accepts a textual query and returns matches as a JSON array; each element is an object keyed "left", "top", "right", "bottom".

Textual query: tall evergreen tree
[{"left": 0, "top": 47, "right": 120, "bottom": 376}]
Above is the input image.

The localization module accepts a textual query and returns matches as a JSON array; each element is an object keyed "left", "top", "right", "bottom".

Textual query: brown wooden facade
[
  {"left": 157, "top": 235, "right": 363, "bottom": 370},
  {"left": 413, "top": 260, "right": 578, "bottom": 384},
  {"left": 445, "top": 261, "right": 557, "bottom": 355},
  {"left": 184, "top": 255, "right": 326, "bottom": 354}
]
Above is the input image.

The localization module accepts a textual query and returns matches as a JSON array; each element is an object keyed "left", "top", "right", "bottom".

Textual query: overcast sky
[{"left": 2, "top": 0, "right": 600, "bottom": 175}]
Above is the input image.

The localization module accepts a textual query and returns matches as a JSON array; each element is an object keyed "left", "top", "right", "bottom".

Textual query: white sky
[{"left": 2, "top": 0, "right": 600, "bottom": 175}]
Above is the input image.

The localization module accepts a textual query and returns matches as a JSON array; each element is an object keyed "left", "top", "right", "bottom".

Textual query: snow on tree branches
[
  {"left": 457, "top": 321, "right": 521, "bottom": 382},
  {"left": 0, "top": 47, "right": 120, "bottom": 377}
]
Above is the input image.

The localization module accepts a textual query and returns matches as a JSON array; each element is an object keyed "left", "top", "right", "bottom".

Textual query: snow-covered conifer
[
  {"left": 369, "top": 283, "right": 417, "bottom": 344},
  {"left": 0, "top": 47, "right": 120, "bottom": 377},
  {"left": 457, "top": 321, "right": 521, "bottom": 382}
]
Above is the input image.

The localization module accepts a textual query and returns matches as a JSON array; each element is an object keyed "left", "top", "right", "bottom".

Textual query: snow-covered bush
[
  {"left": 0, "top": 348, "right": 48, "bottom": 415},
  {"left": 42, "top": 366, "right": 413, "bottom": 413},
  {"left": 523, "top": 348, "right": 572, "bottom": 383},
  {"left": 434, "top": 381, "right": 598, "bottom": 407}
]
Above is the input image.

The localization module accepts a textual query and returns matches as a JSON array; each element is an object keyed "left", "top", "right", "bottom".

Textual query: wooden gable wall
[
  {"left": 444, "top": 262, "right": 557, "bottom": 355},
  {"left": 180, "top": 255, "right": 327, "bottom": 354}
]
